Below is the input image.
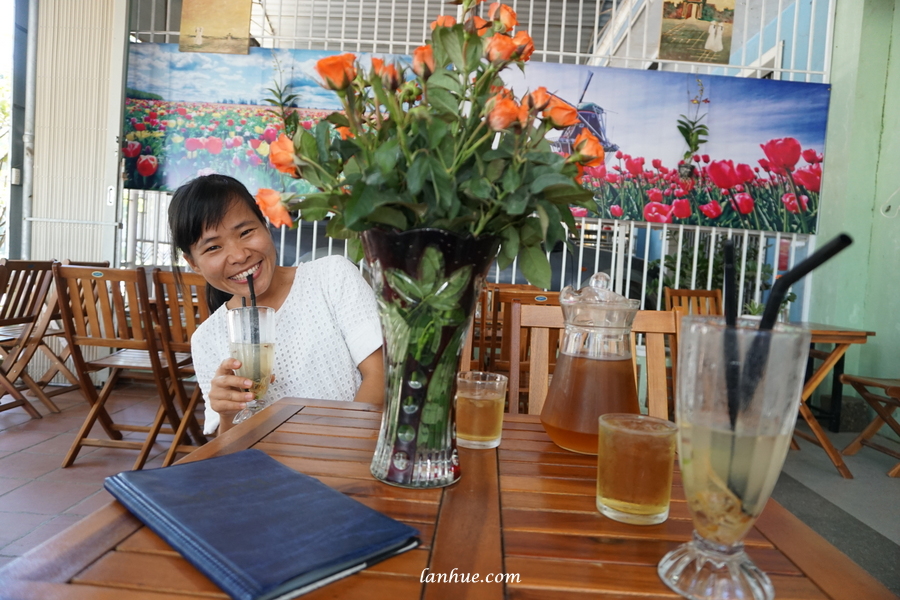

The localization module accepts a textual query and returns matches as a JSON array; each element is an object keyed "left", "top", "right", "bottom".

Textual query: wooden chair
[
  {"left": 631, "top": 310, "right": 680, "bottom": 420},
  {"left": 664, "top": 287, "right": 723, "bottom": 316},
  {"left": 507, "top": 305, "right": 677, "bottom": 419},
  {"left": 839, "top": 374, "right": 900, "bottom": 477},
  {"left": 0, "top": 260, "right": 63, "bottom": 416},
  {"left": 53, "top": 264, "right": 190, "bottom": 470},
  {"left": 27, "top": 259, "right": 112, "bottom": 398},
  {"left": 153, "top": 268, "right": 210, "bottom": 466},
  {"left": 486, "top": 285, "right": 560, "bottom": 380}
]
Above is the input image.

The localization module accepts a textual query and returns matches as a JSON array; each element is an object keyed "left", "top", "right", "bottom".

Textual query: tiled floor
[
  {"left": 0, "top": 382, "right": 204, "bottom": 570},
  {"left": 0, "top": 382, "right": 898, "bottom": 595}
]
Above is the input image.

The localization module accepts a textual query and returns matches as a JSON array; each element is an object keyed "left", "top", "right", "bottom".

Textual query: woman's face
[{"left": 184, "top": 200, "right": 277, "bottom": 303}]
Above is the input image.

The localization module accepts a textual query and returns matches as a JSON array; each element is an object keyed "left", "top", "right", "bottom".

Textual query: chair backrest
[
  {"left": 0, "top": 260, "right": 57, "bottom": 326},
  {"left": 52, "top": 265, "right": 158, "bottom": 354},
  {"left": 664, "top": 287, "right": 723, "bottom": 316},
  {"left": 487, "top": 285, "right": 560, "bottom": 372},
  {"left": 153, "top": 268, "right": 210, "bottom": 355},
  {"left": 508, "top": 302, "right": 565, "bottom": 415},
  {"left": 507, "top": 305, "right": 677, "bottom": 420},
  {"left": 631, "top": 310, "right": 679, "bottom": 420},
  {"left": 62, "top": 259, "right": 112, "bottom": 267}
]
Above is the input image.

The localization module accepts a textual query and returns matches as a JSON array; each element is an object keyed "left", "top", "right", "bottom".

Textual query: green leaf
[
  {"left": 297, "top": 129, "right": 318, "bottom": 163},
  {"left": 325, "top": 113, "right": 350, "bottom": 127},
  {"left": 344, "top": 184, "right": 373, "bottom": 230},
  {"left": 531, "top": 173, "right": 578, "bottom": 195},
  {"left": 427, "top": 119, "right": 449, "bottom": 149},
  {"left": 535, "top": 204, "right": 550, "bottom": 241},
  {"left": 519, "top": 243, "right": 552, "bottom": 290},
  {"left": 385, "top": 269, "right": 426, "bottom": 304},
  {"left": 325, "top": 214, "right": 353, "bottom": 239},
  {"left": 314, "top": 120, "right": 332, "bottom": 164},
  {"left": 464, "top": 177, "right": 493, "bottom": 200},
  {"left": 427, "top": 71, "right": 463, "bottom": 95},
  {"left": 433, "top": 26, "right": 465, "bottom": 69},
  {"left": 407, "top": 153, "right": 430, "bottom": 195},
  {"left": 497, "top": 226, "right": 520, "bottom": 270},
  {"left": 504, "top": 188, "right": 530, "bottom": 215},
  {"left": 418, "top": 246, "right": 444, "bottom": 293},
  {"left": 464, "top": 37, "right": 484, "bottom": 71},
  {"left": 520, "top": 217, "right": 543, "bottom": 245},
  {"left": 501, "top": 166, "right": 522, "bottom": 194},
  {"left": 374, "top": 138, "right": 400, "bottom": 175},
  {"left": 430, "top": 265, "right": 473, "bottom": 310},
  {"left": 368, "top": 206, "right": 408, "bottom": 230},
  {"left": 541, "top": 183, "right": 594, "bottom": 205},
  {"left": 428, "top": 88, "right": 459, "bottom": 116},
  {"left": 485, "top": 159, "right": 506, "bottom": 182}
]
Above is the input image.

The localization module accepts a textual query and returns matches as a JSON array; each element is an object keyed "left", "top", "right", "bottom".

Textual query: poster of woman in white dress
[{"left": 660, "top": 0, "right": 734, "bottom": 64}]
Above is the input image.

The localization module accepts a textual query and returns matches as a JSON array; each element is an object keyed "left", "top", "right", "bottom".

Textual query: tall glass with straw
[
  {"left": 658, "top": 235, "right": 851, "bottom": 600},
  {"left": 227, "top": 274, "right": 276, "bottom": 425}
]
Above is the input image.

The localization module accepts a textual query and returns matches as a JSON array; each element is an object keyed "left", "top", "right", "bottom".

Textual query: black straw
[
  {"left": 723, "top": 240, "right": 740, "bottom": 429},
  {"left": 739, "top": 233, "right": 853, "bottom": 410},
  {"left": 247, "top": 273, "right": 261, "bottom": 384},
  {"left": 758, "top": 233, "right": 853, "bottom": 331},
  {"left": 247, "top": 272, "right": 257, "bottom": 308}
]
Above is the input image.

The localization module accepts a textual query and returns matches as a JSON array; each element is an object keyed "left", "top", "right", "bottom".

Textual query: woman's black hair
[{"left": 168, "top": 174, "right": 267, "bottom": 312}]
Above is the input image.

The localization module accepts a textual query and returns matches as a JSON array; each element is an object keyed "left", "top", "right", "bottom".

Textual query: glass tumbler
[{"left": 226, "top": 306, "right": 276, "bottom": 425}]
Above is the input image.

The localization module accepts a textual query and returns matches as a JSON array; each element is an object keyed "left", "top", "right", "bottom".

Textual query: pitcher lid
[{"left": 559, "top": 273, "right": 640, "bottom": 328}]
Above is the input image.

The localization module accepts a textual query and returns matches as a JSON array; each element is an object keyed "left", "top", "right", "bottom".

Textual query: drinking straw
[
  {"left": 247, "top": 273, "right": 261, "bottom": 386},
  {"left": 739, "top": 233, "right": 853, "bottom": 407},
  {"left": 723, "top": 240, "right": 740, "bottom": 429}
]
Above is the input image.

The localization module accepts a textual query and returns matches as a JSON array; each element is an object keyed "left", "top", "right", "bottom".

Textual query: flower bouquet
[{"left": 256, "top": 0, "right": 602, "bottom": 488}]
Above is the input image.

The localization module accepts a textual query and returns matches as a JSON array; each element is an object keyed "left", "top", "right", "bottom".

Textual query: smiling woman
[{"left": 168, "top": 174, "right": 385, "bottom": 435}]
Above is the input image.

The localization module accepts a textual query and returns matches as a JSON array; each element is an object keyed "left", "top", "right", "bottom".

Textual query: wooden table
[
  {"left": 795, "top": 322, "right": 875, "bottom": 479},
  {"left": 1, "top": 398, "right": 896, "bottom": 599}
]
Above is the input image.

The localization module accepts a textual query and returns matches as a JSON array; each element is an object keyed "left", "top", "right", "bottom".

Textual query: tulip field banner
[{"left": 124, "top": 43, "right": 829, "bottom": 234}]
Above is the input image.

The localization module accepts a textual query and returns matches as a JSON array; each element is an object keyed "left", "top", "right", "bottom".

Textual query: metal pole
[{"left": 21, "top": 0, "right": 38, "bottom": 259}]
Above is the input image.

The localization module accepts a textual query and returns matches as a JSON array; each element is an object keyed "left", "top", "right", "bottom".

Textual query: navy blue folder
[{"left": 104, "top": 449, "right": 419, "bottom": 600}]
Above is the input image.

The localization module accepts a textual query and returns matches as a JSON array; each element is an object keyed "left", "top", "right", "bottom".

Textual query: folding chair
[
  {"left": 0, "top": 260, "right": 62, "bottom": 415},
  {"left": 153, "top": 268, "right": 210, "bottom": 466},
  {"left": 53, "top": 264, "right": 190, "bottom": 470},
  {"left": 664, "top": 287, "right": 723, "bottom": 315},
  {"left": 26, "top": 259, "right": 112, "bottom": 399},
  {"left": 840, "top": 374, "right": 900, "bottom": 477}
]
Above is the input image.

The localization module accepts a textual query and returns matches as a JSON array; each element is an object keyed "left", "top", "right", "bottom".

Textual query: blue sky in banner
[{"left": 502, "top": 62, "right": 830, "bottom": 169}]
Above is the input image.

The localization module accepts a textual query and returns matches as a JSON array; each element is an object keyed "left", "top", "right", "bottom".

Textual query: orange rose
[
  {"left": 336, "top": 125, "right": 354, "bottom": 140},
  {"left": 412, "top": 45, "right": 435, "bottom": 78},
  {"left": 543, "top": 96, "right": 579, "bottom": 129},
  {"left": 487, "top": 95, "right": 520, "bottom": 131},
  {"left": 255, "top": 189, "right": 293, "bottom": 228},
  {"left": 371, "top": 57, "right": 385, "bottom": 75},
  {"left": 465, "top": 15, "right": 490, "bottom": 37},
  {"left": 485, "top": 34, "right": 517, "bottom": 63},
  {"left": 315, "top": 53, "right": 357, "bottom": 91},
  {"left": 523, "top": 86, "right": 550, "bottom": 111},
  {"left": 381, "top": 63, "right": 402, "bottom": 90},
  {"left": 512, "top": 31, "right": 534, "bottom": 61},
  {"left": 269, "top": 134, "right": 297, "bottom": 176},
  {"left": 488, "top": 3, "right": 518, "bottom": 31},
  {"left": 574, "top": 129, "right": 605, "bottom": 167},
  {"left": 517, "top": 102, "right": 532, "bottom": 128},
  {"left": 430, "top": 15, "right": 457, "bottom": 30}
]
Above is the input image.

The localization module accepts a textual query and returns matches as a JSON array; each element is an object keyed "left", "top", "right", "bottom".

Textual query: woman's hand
[{"left": 209, "top": 358, "right": 256, "bottom": 434}]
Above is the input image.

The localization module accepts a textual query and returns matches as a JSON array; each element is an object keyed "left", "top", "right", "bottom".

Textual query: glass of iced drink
[
  {"left": 658, "top": 316, "right": 811, "bottom": 600},
  {"left": 226, "top": 306, "right": 276, "bottom": 425},
  {"left": 456, "top": 371, "right": 508, "bottom": 449},
  {"left": 597, "top": 414, "right": 677, "bottom": 525}
]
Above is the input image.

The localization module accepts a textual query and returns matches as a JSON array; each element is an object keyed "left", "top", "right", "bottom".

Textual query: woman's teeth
[{"left": 231, "top": 263, "right": 260, "bottom": 281}]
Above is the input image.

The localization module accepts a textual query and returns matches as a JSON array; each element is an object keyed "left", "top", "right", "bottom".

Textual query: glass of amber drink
[
  {"left": 658, "top": 317, "right": 810, "bottom": 600},
  {"left": 597, "top": 414, "right": 677, "bottom": 525},
  {"left": 456, "top": 372, "right": 508, "bottom": 449}
]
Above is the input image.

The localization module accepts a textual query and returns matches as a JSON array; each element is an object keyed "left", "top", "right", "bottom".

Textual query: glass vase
[{"left": 361, "top": 228, "right": 498, "bottom": 488}]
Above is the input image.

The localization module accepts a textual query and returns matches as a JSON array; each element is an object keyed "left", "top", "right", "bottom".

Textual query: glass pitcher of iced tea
[{"left": 540, "top": 273, "right": 641, "bottom": 454}]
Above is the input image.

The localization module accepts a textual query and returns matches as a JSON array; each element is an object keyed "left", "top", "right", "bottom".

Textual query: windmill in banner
[{"left": 550, "top": 72, "right": 619, "bottom": 160}]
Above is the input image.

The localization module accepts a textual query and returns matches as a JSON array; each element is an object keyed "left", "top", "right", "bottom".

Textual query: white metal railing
[{"left": 123, "top": 189, "right": 812, "bottom": 320}]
